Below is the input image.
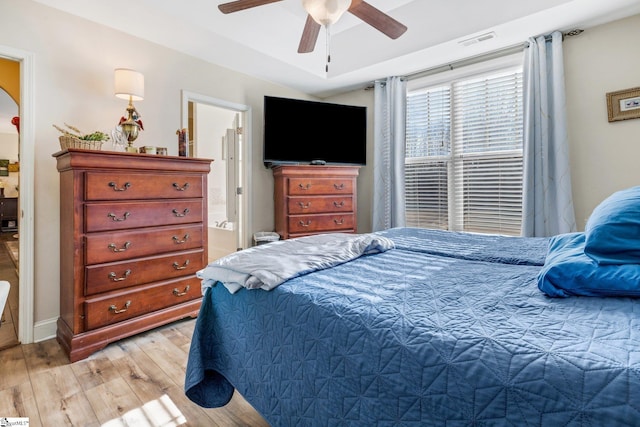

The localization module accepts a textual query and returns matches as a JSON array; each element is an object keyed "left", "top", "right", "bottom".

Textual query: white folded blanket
[{"left": 197, "top": 232, "right": 395, "bottom": 294}]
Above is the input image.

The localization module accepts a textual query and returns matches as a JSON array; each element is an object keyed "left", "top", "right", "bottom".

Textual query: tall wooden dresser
[
  {"left": 54, "top": 149, "right": 211, "bottom": 362},
  {"left": 273, "top": 165, "right": 359, "bottom": 239}
]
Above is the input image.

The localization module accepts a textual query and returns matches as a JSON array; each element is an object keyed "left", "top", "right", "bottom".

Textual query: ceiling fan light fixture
[{"left": 302, "top": 0, "right": 351, "bottom": 26}]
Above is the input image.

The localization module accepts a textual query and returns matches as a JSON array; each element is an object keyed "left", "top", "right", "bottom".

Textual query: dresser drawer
[
  {"left": 287, "top": 196, "right": 353, "bottom": 215},
  {"left": 288, "top": 213, "right": 355, "bottom": 234},
  {"left": 85, "top": 172, "right": 204, "bottom": 201},
  {"left": 83, "top": 276, "right": 201, "bottom": 330},
  {"left": 288, "top": 178, "right": 354, "bottom": 195},
  {"left": 85, "top": 248, "right": 205, "bottom": 295},
  {"left": 85, "top": 199, "right": 203, "bottom": 232},
  {"left": 85, "top": 224, "right": 204, "bottom": 265}
]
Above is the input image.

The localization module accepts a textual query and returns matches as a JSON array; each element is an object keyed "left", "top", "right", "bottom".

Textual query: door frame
[
  {"left": 180, "top": 90, "right": 252, "bottom": 250},
  {"left": 0, "top": 45, "right": 35, "bottom": 344}
]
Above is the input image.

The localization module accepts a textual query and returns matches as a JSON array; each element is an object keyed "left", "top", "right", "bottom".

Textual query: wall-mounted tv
[{"left": 263, "top": 96, "right": 367, "bottom": 167}]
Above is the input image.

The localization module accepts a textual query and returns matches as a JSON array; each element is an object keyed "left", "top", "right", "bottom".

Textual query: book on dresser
[
  {"left": 53, "top": 148, "right": 212, "bottom": 362},
  {"left": 273, "top": 165, "right": 359, "bottom": 240}
]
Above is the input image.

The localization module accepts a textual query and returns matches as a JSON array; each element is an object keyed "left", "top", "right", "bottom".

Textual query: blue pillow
[
  {"left": 538, "top": 232, "right": 640, "bottom": 297},
  {"left": 584, "top": 186, "right": 640, "bottom": 265}
]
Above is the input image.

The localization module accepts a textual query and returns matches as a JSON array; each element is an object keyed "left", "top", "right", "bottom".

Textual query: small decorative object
[
  {"left": 139, "top": 146, "right": 156, "bottom": 155},
  {"left": 0, "top": 161, "right": 8, "bottom": 177},
  {"left": 177, "top": 128, "right": 188, "bottom": 157},
  {"left": 114, "top": 68, "right": 145, "bottom": 150},
  {"left": 606, "top": 87, "right": 640, "bottom": 122},
  {"left": 11, "top": 116, "right": 19, "bottom": 134},
  {"left": 156, "top": 147, "right": 168, "bottom": 155},
  {"left": 110, "top": 125, "right": 129, "bottom": 152},
  {"left": 8, "top": 162, "right": 19, "bottom": 172},
  {"left": 54, "top": 123, "right": 110, "bottom": 150}
]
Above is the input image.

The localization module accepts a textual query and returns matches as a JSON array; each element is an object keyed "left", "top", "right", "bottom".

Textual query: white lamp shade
[
  {"left": 114, "top": 68, "right": 144, "bottom": 101},
  {"left": 302, "top": 0, "right": 351, "bottom": 26}
]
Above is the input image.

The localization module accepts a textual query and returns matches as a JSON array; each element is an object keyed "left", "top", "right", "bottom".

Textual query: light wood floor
[{"left": 0, "top": 318, "right": 270, "bottom": 426}]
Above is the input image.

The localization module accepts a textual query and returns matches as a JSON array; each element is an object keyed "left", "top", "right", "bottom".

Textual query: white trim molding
[{"left": 0, "top": 44, "right": 35, "bottom": 344}]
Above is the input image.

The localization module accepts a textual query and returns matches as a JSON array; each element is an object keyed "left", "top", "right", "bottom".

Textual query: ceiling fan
[{"left": 217, "top": 0, "right": 408, "bottom": 54}]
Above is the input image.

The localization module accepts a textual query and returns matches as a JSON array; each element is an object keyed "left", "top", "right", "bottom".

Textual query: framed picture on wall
[
  {"left": 0, "top": 160, "right": 8, "bottom": 176},
  {"left": 606, "top": 87, "right": 640, "bottom": 122}
]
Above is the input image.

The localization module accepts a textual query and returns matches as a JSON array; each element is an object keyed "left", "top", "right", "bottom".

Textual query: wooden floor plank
[
  {"left": 135, "top": 329, "right": 191, "bottom": 387},
  {"left": 22, "top": 339, "right": 68, "bottom": 374},
  {"left": 84, "top": 376, "right": 144, "bottom": 424},
  {"left": 29, "top": 365, "right": 99, "bottom": 426},
  {"left": 70, "top": 354, "right": 122, "bottom": 392},
  {"left": 0, "top": 345, "right": 29, "bottom": 389},
  {"left": 0, "top": 382, "right": 43, "bottom": 427}
]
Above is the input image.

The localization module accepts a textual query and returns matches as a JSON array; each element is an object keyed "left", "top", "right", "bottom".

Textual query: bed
[{"left": 185, "top": 199, "right": 640, "bottom": 426}]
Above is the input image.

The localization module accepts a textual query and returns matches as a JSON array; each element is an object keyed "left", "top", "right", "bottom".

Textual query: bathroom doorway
[{"left": 182, "top": 91, "right": 251, "bottom": 262}]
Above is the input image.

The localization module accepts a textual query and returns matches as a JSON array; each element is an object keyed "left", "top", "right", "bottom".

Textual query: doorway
[
  {"left": 181, "top": 91, "right": 252, "bottom": 261},
  {"left": 0, "top": 81, "right": 19, "bottom": 349},
  {"left": 0, "top": 47, "right": 35, "bottom": 346}
]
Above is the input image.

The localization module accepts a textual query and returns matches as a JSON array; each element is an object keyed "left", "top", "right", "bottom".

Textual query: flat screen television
[{"left": 263, "top": 96, "right": 367, "bottom": 167}]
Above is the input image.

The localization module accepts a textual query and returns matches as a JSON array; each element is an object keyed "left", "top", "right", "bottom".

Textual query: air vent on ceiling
[{"left": 458, "top": 32, "right": 496, "bottom": 47}]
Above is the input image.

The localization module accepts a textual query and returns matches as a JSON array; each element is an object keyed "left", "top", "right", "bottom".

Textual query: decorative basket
[{"left": 59, "top": 135, "right": 103, "bottom": 151}]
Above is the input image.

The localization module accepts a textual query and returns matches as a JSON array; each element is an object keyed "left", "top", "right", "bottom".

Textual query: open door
[
  {"left": 188, "top": 100, "right": 246, "bottom": 261},
  {"left": 224, "top": 113, "right": 244, "bottom": 251}
]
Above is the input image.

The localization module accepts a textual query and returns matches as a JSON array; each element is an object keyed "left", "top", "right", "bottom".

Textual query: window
[{"left": 405, "top": 67, "right": 523, "bottom": 235}]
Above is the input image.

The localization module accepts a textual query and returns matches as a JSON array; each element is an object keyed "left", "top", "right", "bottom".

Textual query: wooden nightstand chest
[
  {"left": 273, "top": 165, "right": 359, "bottom": 240},
  {"left": 53, "top": 149, "right": 211, "bottom": 362}
]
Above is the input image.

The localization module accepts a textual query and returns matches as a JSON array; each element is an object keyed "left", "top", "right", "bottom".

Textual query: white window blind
[{"left": 405, "top": 68, "right": 523, "bottom": 235}]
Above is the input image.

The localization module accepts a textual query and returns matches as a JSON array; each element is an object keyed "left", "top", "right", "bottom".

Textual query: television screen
[{"left": 263, "top": 96, "right": 367, "bottom": 166}]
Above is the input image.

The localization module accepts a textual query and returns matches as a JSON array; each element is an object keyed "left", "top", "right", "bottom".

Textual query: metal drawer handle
[
  {"left": 298, "top": 183, "right": 311, "bottom": 190},
  {"left": 108, "top": 212, "right": 130, "bottom": 222},
  {"left": 334, "top": 183, "right": 345, "bottom": 190},
  {"left": 173, "top": 285, "right": 191, "bottom": 297},
  {"left": 173, "top": 259, "right": 190, "bottom": 270},
  {"left": 172, "top": 208, "right": 190, "bottom": 217},
  {"left": 108, "top": 181, "right": 131, "bottom": 192},
  {"left": 333, "top": 201, "right": 345, "bottom": 208},
  {"left": 299, "top": 220, "right": 312, "bottom": 228},
  {"left": 108, "top": 269, "right": 131, "bottom": 282},
  {"left": 334, "top": 218, "right": 345, "bottom": 225},
  {"left": 109, "top": 301, "right": 131, "bottom": 314},
  {"left": 108, "top": 241, "right": 131, "bottom": 252},
  {"left": 172, "top": 234, "right": 190, "bottom": 244},
  {"left": 173, "top": 182, "right": 190, "bottom": 191},
  {"left": 298, "top": 202, "right": 311, "bottom": 209}
]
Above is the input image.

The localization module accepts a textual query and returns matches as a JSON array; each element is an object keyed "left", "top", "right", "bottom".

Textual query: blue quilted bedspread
[{"left": 185, "top": 228, "right": 640, "bottom": 426}]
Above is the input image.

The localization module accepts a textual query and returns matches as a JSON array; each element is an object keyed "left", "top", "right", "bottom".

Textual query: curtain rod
[{"left": 370, "top": 28, "right": 584, "bottom": 86}]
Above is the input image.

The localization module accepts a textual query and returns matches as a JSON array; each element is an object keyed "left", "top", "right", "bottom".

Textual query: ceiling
[{"left": 27, "top": 0, "right": 640, "bottom": 98}]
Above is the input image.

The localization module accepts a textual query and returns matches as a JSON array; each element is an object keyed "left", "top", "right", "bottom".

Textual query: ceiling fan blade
[
  {"left": 298, "top": 15, "right": 321, "bottom": 53},
  {"left": 348, "top": 0, "right": 407, "bottom": 39},
  {"left": 218, "top": 0, "right": 283, "bottom": 14}
]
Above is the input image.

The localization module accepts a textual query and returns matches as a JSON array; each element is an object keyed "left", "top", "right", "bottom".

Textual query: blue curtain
[
  {"left": 372, "top": 76, "right": 407, "bottom": 231},
  {"left": 522, "top": 31, "right": 576, "bottom": 237}
]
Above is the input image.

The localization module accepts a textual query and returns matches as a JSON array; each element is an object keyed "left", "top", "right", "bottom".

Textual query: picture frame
[{"left": 606, "top": 87, "right": 640, "bottom": 122}]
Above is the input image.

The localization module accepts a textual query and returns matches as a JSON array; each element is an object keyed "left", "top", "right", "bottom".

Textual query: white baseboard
[{"left": 33, "top": 317, "right": 57, "bottom": 343}]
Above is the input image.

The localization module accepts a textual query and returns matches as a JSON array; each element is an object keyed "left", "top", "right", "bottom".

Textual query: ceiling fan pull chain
[{"left": 325, "top": 24, "right": 331, "bottom": 73}]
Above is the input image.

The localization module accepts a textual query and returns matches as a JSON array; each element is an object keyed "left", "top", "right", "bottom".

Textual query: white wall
[
  {"left": 0, "top": 0, "right": 316, "bottom": 330},
  {"left": 564, "top": 13, "right": 640, "bottom": 230}
]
